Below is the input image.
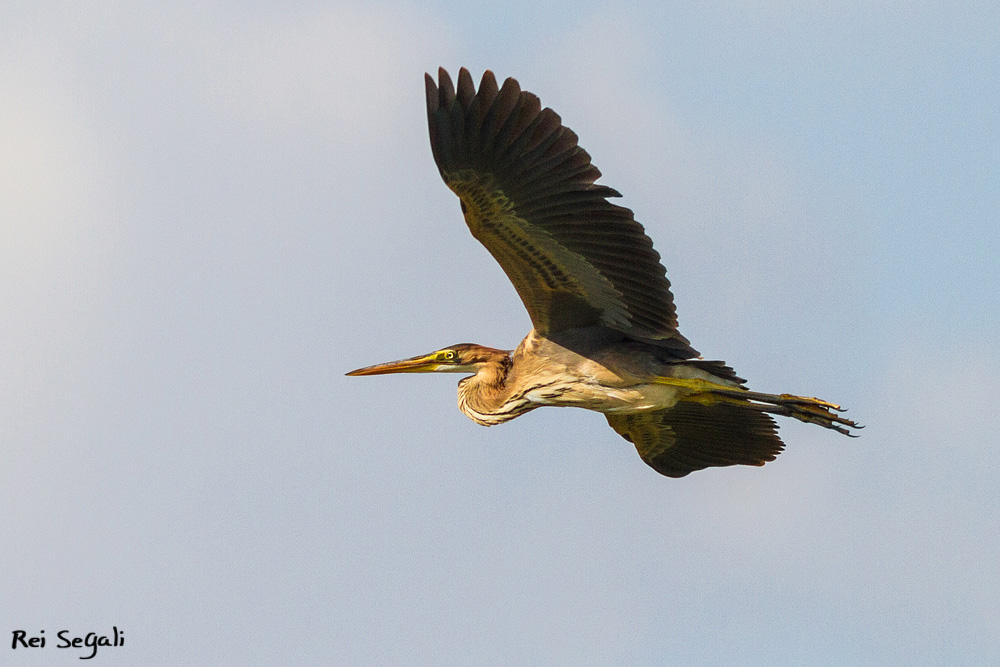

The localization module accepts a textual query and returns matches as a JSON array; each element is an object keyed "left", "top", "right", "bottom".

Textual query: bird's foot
[{"left": 713, "top": 389, "right": 863, "bottom": 436}]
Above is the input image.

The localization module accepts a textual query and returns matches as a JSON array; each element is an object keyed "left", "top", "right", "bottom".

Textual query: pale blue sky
[{"left": 2, "top": 2, "right": 998, "bottom": 665}]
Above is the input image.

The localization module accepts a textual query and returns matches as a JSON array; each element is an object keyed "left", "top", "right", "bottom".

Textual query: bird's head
[{"left": 346, "top": 343, "right": 509, "bottom": 377}]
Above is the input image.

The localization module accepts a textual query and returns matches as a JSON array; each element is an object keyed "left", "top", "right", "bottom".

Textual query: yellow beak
[{"left": 345, "top": 353, "right": 443, "bottom": 376}]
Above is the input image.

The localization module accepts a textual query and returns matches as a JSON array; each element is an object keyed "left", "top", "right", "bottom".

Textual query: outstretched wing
[
  {"left": 606, "top": 403, "right": 784, "bottom": 478},
  {"left": 425, "top": 67, "right": 694, "bottom": 354}
]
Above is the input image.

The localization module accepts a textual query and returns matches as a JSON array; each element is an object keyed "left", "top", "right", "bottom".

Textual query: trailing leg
[{"left": 709, "top": 388, "right": 862, "bottom": 436}]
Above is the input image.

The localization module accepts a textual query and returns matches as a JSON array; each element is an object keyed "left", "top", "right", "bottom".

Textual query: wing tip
[
  {"left": 424, "top": 72, "right": 439, "bottom": 114},
  {"left": 437, "top": 67, "right": 455, "bottom": 106}
]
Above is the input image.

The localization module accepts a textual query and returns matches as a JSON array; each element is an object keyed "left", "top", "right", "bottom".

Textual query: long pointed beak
[{"left": 345, "top": 353, "right": 443, "bottom": 376}]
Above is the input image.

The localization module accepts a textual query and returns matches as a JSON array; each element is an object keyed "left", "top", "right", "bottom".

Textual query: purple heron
[{"left": 347, "top": 68, "right": 859, "bottom": 478}]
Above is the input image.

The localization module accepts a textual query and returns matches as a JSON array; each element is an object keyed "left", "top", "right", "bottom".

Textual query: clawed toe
[
  {"left": 778, "top": 393, "right": 844, "bottom": 411},
  {"left": 710, "top": 387, "right": 862, "bottom": 435}
]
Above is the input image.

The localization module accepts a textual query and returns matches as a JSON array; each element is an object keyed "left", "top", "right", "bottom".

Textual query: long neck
[{"left": 457, "top": 355, "right": 534, "bottom": 426}]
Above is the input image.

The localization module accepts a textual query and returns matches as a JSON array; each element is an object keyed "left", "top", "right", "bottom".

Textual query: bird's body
[
  {"left": 347, "top": 67, "right": 859, "bottom": 477},
  {"left": 452, "top": 328, "right": 741, "bottom": 426}
]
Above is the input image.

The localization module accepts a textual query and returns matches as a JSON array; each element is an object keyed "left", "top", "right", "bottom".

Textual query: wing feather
[
  {"left": 426, "top": 67, "right": 693, "bottom": 352},
  {"left": 606, "top": 402, "right": 784, "bottom": 478}
]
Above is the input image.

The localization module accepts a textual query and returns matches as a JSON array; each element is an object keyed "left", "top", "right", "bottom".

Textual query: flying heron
[{"left": 347, "top": 67, "right": 859, "bottom": 478}]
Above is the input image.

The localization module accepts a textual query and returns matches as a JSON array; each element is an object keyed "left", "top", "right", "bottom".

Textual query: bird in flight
[{"left": 347, "top": 67, "right": 859, "bottom": 477}]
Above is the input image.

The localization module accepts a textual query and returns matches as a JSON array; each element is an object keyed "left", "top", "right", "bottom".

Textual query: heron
[{"left": 347, "top": 67, "right": 859, "bottom": 478}]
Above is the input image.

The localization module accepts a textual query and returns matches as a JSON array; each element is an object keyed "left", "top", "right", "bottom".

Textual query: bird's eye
[{"left": 443, "top": 350, "right": 456, "bottom": 361}]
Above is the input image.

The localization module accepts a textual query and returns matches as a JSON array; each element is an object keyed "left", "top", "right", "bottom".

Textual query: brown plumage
[{"left": 347, "top": 68, "right": 860, "bottom": 478}]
